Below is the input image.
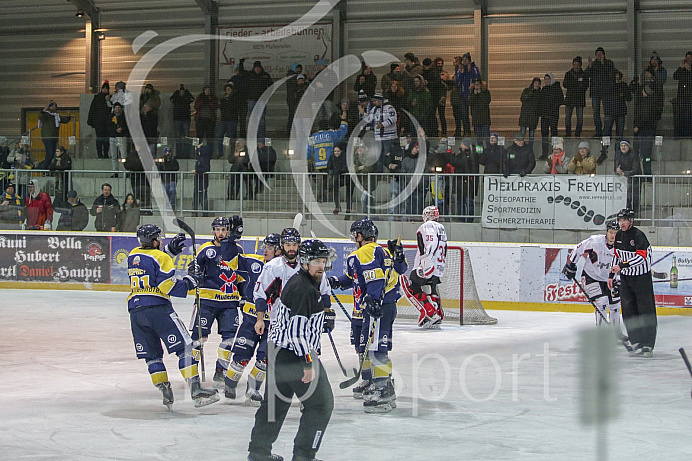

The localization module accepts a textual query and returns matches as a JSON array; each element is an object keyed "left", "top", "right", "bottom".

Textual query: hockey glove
[
  {"left": 184, "top": 260, "right": 204, "bottom": 290},
  {"left": 328, "top": 276, "right": 341, "bottom": 290},
  {"left": 387, "top": 239, "right": 405, "bottom": 263},
  {"left": 165, "top": 233, "right": 186, "bottom": 257},
  {"left": 362, "top": 294, "right": 382, "bottom": 318},
  {"left": 562, "top": 261, "right": 577, "bottom": 280},
  {"left": 229, "top": 215, "right": 244, "bottom": 240},
  {"left": 323, "top": 308, "right": 336, "bottom": 333},
  {"left": 611, "top": 278, "right": 621, "bottom": 298}
]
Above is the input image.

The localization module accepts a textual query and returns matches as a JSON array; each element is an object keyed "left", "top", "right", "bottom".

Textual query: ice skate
[
  {"left": 635, "top": 346, "right": 653, "bottom": 358},
  {"left": 213, "top": 368, "right": 225, "bottom": 388},
  {"left": 245, "top": 386, "right": 263, "bottom": 406},
  {"left": 387, "top": 379, "right": 397, "bottom": 409},
  {"left": 353, "top": 379, "right": 373, "bottom": 399},
  {"left": 247, "top": 453, "right": 284, "bottom": 461},
  {"left": 224, "top": 384, "right": 237, "bottom": 400},
  {"left": 363, "top": 385, "right": 394, "bottom": 413},
  {"left": 156, "top": 382, "right": 174, "bottom": 410},
  {"left": 292, "top": 455, "right": 323, "bottom": 461},
  {"left": 190, "top": 378, "right": 220, "bottom": 407}
]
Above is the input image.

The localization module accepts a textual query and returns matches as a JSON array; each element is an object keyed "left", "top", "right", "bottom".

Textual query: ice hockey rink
[{"left": 2, "top": 289, "right": 691, "bottom": 461}]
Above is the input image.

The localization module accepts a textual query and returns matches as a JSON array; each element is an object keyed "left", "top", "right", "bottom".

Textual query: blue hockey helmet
[
  {"left": 137, "top": 224, "right": 164, "bottom": 248},
  {"left": 350, "top": 218, "right": 378, "bottom": 241},
  {"left": 212, "top": 216, "right": 230, "bottom": 229}
]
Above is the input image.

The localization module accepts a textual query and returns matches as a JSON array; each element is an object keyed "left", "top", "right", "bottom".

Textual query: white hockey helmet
[{"left": 422, "top": 205, "right": 439, "bottom": 222}]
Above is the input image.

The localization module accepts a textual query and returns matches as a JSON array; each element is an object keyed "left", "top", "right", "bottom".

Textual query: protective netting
[{"left": 397, "top": 245, "right": 498, "bottom": 325}]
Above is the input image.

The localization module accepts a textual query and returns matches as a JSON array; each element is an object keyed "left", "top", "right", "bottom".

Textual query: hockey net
[{"left": 397, "top": 245, "right": 498, "bottom": 325}]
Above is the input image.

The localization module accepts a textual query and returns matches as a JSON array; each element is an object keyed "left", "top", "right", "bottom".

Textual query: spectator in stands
[
  {"left": 567, "top": 141, "right": 596, "bottom": 175},
  {"left": 87, "top": 81, "right": 112, "bottom": 159},
  {"left": 383, "top": 142, "right": 405, "bottom": 220},
  {"left": 286, "top": 63, "right": 303, "bottom": 133},
  {"left": 401, "top": 140, "right": 427, "bottom": 217},
  {"left": 229, "top": 59, "right": 250, "bottom": 137},
  {"left": 585, "top": 47, "right": 617, "bottom": 138},
  {"left": 505, "top": 133, "right": 535, "bottom": 176},
  {"left": 0, "top": 137, "right": 10, "bottom": 192},
  {"left": 330, "top": 98, "right": 356, "bottom": 137},
  {"left": 673, "top": 52, "right": 692, "bottom": 138},
  {"left": 603, "top": 70, "right": 632, "bottom": 162},
  {"left": 404, "top": 52, "right": 423, "bottom": 77},
  {"left": 140, "top": 102, "right": 159, "bottom": 155},
  {"left": 327, "top": 142, "right": 352, "bottom": 214},
  {"left": 109, "top": 102, "right": 128, "bottom": 177},
  {"left": 563, "top": 57, "right": 589, "bottom": 138},
  {"left": 645, "top": 52, "right": 667, "bottom": 88},
  {"left": 539, "top": 73, "right": 564, "bottom": 160},
  {"left": 257, "top": 139, "right": 277, "bottom": 181},
  {"left": 354, "top": 63, "right": 377, "bottom": 99},
  {"left": 355, "top": 143, "right": 379, "bottom": 215},
  {"left": 356, "top": 90, "right": 371, "bottom": 125},
  {"left": 157, "top": 147, "right": 179, "bottom": 207},
  {"left": 247, "top": 61, "right": 273, "bottom": 140},
  {"left": 381, "top": 63, "right": 399, "bottom": 93},
  {"left": 519, "top": 78, "right": 542, "bottom": 153},
  {"left": 110, "top": 81, "right": 133, "bottom": 109},
  {"left": 308, "top": 118, "right": 348, "bottom": 202},
  {"left": 421, "top": 58, "right": 443, "bottom": 137},
  {"left": 194, "top": 85, "right": 218, "bottom": 145},
  {"left": 91, "top": 183, "right": 120, "bottom": 232},
  {"left": 0, "top": 183, "right": 24, "bottom": 229},
  {"left": 364, "top": 93, "right": 397, "bottom": 173},
  {"left": 7, "top": 141, "right": 36, "bottom": 200},
  {"left": 38, "top": 101, "right": 72, "bottom": 170},
  {"left": 468, "top": 78, "right": 492, "bottom": 147},
  {"left": 479, "top": 133, "right": 505, "bottom": 175},
  {"left": 614, "top": 139, "right": 640, "bottom": 210},
  {"left": 227, "top": 138, "right": 248, "bottom": 200},
  {"left": 454, "top": 52, "right": 481, "bottom": 138},
  {"left": 449, "top": 56, "right": 464, "bottom": 137},
  {"left": 216, "top": 82, "right": 241, "bottom": 158},
  {"left": 193, "top": 145, "right": 212, "bottom": 213},
  {"left": 119, "top": 193, "right": 140, "bottom": 232},
  {"left": 140, "top": 83, "right": 161, "bottom": 116},
  {"left": 54, "top": 190, "right": 88, "bottom": 231},
  {"left": 543, "top": 142, "right": 570, "bottom": 174},
  {"left": 48, "top": 145, "right": 72, "bottom": 202},
  {"left": 384, "top": 81, "right": 407, "bottom": 136},
  {"left": 25, "top": 179, "right": 53, "bottom": 230},
  {"left": 407, "top": 75, "right": 432, "bottom": 135},
  {"left": 631, "top": 69, "right": 664, "bottom": 175},
  {"left": 290, "top": 74, "right": 312, "bottom": 137},
  {"left": 170, "top": 84, "right": 195, "bottom": 158},
  {"left": 432, "top": 57, "right": 450, "bottom": 136},
  {"left": 448, "top": 138, "right": 480, "bottom": 222}
]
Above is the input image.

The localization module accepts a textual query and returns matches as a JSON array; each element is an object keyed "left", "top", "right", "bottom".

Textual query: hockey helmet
[
  {"left": 280, "top": 227, "right": 301, "bottom": 244},
  {"left": 137, "top": 224, "right": 164, "bottom": 247},
  {"left": 212, "top": 216, "right": 230, "bottom": 229},
  {"left": 263, "top": 232, "right": 281, "bottom": 248},
  {"left": 298, "top": 239, "right": 330, "bottom": 265},
  {"left": 350, "top": 218, "right": 378, "bottom": 241},
  {"left": 606, "top": 220, "right": 620, "bottom": 231},
  {"left": 616, "top": 208, "right": 635, "bottom": 221},
  {"left": 422, "top": 205, "right": 440, "bottom": 222}
]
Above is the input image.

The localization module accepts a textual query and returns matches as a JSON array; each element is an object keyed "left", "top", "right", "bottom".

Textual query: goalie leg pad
[
  {"left": 146, "top": 359, "right": 169, "bottom": 386},
  {"left": 414, "top": 293, "right": 438, "bottom": 327}
]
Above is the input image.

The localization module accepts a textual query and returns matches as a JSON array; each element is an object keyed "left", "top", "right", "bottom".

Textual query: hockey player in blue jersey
[
  {"left": 224, "top": 233, "right": 281, "bottom": 404},
  {"left": 127, "top": 224, "right": 219, "bottom": 408},
  {"left": 329, "top": 218, "right": 407, "bottom": 413},
  {"left": 190, "top": 215, "right": 247, "bottom": 386},
  {"left": 307, "top": 116, "right": 348, "bottom": 201}
]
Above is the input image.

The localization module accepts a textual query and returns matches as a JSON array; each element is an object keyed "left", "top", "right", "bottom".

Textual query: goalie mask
[{"left": 422, "top": 205, "right": 439, "bottom": 222}]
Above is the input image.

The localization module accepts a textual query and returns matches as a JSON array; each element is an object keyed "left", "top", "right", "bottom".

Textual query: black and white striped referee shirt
[
  {"left": 269, "top": 269, "right": 325, "bottom": 366},
  {"left": 611, "top": 226, "right": 652, "bottom": 277}
]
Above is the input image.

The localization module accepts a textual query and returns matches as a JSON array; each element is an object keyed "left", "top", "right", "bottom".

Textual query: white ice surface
[{"left": 1, "top": 289, "right": 691, "bottom": 460}]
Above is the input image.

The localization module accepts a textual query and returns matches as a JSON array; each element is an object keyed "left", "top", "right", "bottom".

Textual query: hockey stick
[
  {"left": 173, "top": 218, "right": 206, "bottom": 381},
  {"left": 331, "top": 291, "right": 352, "bottom": 321},
  {"left": 572, "top": 278, "right": 610, "bottom": 325},
  {"left": 254, "top": 236, "right": 259, "bottom": 253},
  {"left": 327, "top": 330, "right": 349, "bottom": 376},
  {"left": 679, "top": 348, "right": 692, "bottom": 399},
  {"left": 292, "top": 212, "right": 303, "bottom": 231},
  {"left": 340, "top": 317, "right": 378, "bottom": 389}
]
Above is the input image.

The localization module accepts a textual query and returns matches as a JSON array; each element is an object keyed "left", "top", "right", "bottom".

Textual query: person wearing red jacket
[{"left": 25, "top": 179, "right": 53, "bottom": 230}]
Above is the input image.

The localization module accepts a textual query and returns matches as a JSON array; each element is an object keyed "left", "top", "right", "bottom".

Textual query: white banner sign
[
  {"left": 482, "top": 175, "right": 627, "bottom": 229},
  {"left": 217, "top": 22, "right": 334, "bottom": 81}
]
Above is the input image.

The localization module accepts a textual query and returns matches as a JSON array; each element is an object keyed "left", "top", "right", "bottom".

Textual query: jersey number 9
[{"left": 318, "top": 147, "right": 327, "bottom": 161}]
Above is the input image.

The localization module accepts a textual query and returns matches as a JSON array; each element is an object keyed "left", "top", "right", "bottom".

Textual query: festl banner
[
  {"left": 217, "top": 22, "right": 334, "bottom": 81},
  {"left": 482, "top": 175, "right": 627, "bottom": 229}
]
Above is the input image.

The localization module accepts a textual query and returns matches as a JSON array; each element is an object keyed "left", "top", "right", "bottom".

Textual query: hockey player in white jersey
[
  {"left": 400, "top": 206, "right": 448, "bottom": 328},
  {"left": 562, "top": 220, "right": 621, "bottom": 327},
  {"left": 253, "top": 228, "right": 335, "bottom": 338}
]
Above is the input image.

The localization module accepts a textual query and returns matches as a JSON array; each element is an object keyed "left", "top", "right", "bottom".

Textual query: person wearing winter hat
[
  {"left": 479, "top": 133, "right": 506, "bottom": 175},
  {"left": 0, "top": 182, "right": 23, "bottom": 228},
  {"left": 38, "top": 101, "right": 72, "bottom": 170},
  {"left": 585, "top": 46, "right": 616, "bottom": 137},
  {"left": 614, "top": 139, "right": 640, "bottom": 210},
  {"left": 567, "top": 140, "right": 596, "bottom": 174},
  {"left": 247, "top": 61, "right": 273, "bottom": 140},
  {"left": 539, "top": 73, "right": 564, "bottom": 160},
  {"left": 54, "top": 189, "right": 89, "bottom": 231},
  {"left": 110, "top": 80, "right": 133, "bottom": 108},
  {"left": 88, "top": 81, "right": 112, "bottom": 159},
  {"left": 140, "top": 82, "right": 161, "bottom": 115},
  {"left": 543, "top": 142, "right": 570, "bottom": 174},
  {"left": 24, "top": 179, "right": 53, "bottom": 230}
]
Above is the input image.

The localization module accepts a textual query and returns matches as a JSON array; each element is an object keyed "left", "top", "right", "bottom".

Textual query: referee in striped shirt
[
  {"left": 608, "top": 208, "right": 657, "bottom": 357},
  {"left": 248, "top": 239, "right": 334, "bottom": 461}
]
